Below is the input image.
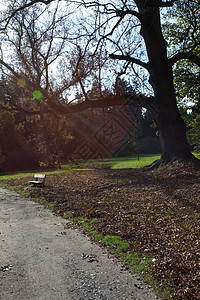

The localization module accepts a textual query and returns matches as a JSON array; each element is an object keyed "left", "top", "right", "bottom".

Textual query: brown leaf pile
[{"left": 4, "top": 163, "right": 200, "bottom": 299}]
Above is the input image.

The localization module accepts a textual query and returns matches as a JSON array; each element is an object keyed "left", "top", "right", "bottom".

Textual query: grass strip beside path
[{"left": 1, "top": 159, "right": 199, "bottom": 299}]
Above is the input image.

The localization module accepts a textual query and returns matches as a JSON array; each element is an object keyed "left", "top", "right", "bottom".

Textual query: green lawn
[
  {"left": 0, "top": 154, "right": 161, "bottom": 180},
  {"left": 102, "top": 154, "right": 161, "bottom": 169},
  {"left": 61, "top": 154, "right": 161, "bottom": 170}
]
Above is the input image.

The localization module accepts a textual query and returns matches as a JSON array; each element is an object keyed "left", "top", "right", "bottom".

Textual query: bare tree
[
  {"left": 1, "top": 0, "right": 200, "bottom": 167},
  {"left": 0, "top": 2, "right": 111, "bottom": 112}
]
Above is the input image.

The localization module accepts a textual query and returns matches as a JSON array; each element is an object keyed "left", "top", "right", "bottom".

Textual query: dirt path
[{"left": 0, "top": 187, "right": 160, "bottom": 300}]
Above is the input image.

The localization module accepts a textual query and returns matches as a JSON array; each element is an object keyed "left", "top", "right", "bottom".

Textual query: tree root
[{"left": 145, "top": 155, "right": 200, "bottom": 170}]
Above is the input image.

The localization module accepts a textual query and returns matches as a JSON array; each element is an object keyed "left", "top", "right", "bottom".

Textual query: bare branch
[
  {"left": 143, "top": 0, "right": 177, "bottom": 8},
  {"left": 159, "top": 0, "right": 177, "bottom": 7},
  {"left": 115, "top": 9, "right": 142, "bottom": 22},
  {"left": 0, "top": 58, "right": 21, "bottom": 78},
  {"left": 169, "top": 52, "right": 200, "bottom": 67},
  {"left": 0, "top": 0, "right": 54, "bottom": 30},
  {"left": 110, "top": 53, "right": 150, "bottom": 71}
]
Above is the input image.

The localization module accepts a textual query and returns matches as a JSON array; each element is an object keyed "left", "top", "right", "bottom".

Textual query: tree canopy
[
  {"left": 163, "top": 1, "right": 200, "bottom": 154},
  {"left": 0, "top": 0, "right": 200, "bottom": 167}
]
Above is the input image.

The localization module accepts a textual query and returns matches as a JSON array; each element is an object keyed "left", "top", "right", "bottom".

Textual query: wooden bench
[{"left": 29, "top": 174, "right": 46, "bottom": 187}]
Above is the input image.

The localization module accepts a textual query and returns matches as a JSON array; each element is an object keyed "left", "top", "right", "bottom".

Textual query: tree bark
[{"left": 137, "top": 5, "right": 196, "bottom": 166}]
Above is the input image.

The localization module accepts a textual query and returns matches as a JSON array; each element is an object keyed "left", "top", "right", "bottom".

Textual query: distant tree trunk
[{"left": 139, "top": 5, "right": 195, "bottom": 166}]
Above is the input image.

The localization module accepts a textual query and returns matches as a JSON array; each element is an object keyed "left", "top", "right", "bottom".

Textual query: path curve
[{"left": 0, "top": 187, "right": 160, "bottom": 300}]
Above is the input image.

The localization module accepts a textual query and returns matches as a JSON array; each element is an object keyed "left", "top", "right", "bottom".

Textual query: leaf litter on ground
[{"left": 3, "top": 162, "right": 200, "bottom": 299}]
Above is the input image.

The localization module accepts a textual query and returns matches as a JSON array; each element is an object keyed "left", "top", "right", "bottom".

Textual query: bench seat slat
[
  {"left": 29, "top": 180, "right": 44, "bottom": 184},
  {"left": 34, "top": 174, "right": 46, "bottom": 179},
  {"left": 29, "top": 174, "right": 46, "bottom": 187}
]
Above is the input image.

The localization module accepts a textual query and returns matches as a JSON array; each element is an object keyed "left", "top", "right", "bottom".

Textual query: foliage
[
  {"left": 173, "top": 61, "right": 200, "bottom": 109},
  {"left": 162, "top": 1, "right": 200, "bottom": 154},
  {"left": 25, "top": 113, "right": 73, "bottom": 167},
  {"left": 0, "top": 109, "right": 27, "bottom": 170},
  {"left": 0, "top": 0, "right": 200, "bottom": 166},
  {"left": 0, "top": 110, "right": 24, "bottom": 154},
  {"left": 163, "top": 0, "right": 200, "bottom": 107},
  {"left": 186, "top": 113, "right": 200, "bottom": 154},
  {"left": 137, "top": 136, "right": 161, "bottom": 154},
  {"left": 0, "top": 147, "right": 5, "bottom": 166}
]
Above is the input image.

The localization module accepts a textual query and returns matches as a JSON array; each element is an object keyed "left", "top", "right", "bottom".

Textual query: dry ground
[{"left": 4, "top": 162, "right": 200, "bottom": 299}]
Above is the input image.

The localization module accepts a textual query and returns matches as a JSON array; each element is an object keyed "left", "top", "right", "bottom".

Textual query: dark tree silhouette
[{"left": 1, "top": 0, "right": 200, "bottom": 167}]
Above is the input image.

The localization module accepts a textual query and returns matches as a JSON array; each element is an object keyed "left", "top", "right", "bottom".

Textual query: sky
[{"left": 0, "top": 1, "right": 7, "bottom": 13}]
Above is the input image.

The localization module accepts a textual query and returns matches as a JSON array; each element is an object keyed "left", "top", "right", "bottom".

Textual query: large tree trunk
[
  {"left": 154, "top": 108, "right": 193, "bottom": 165},
  {"left": 138, "top": 4, "right": 196, "bottom": 166}
]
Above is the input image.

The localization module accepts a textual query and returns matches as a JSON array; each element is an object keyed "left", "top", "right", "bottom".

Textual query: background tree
[
  {"left": 25, "top": 113, "right": 73, "bottom": 168},
  {"left": 0, "top": 109, "right": 28, "bottom": 171},
  {"left": 163, "top": 1, "right": 200, "bottom": 109},
  {"left": 0, "top": 3, "right": 108, "bottom": 167},
  {"left": 163, "top": 0, "right": 200, "bottom": 153},
  {"left": 1, "top": 2, "right": 144, "bottom": 165},
  {"left": 1, "top": 0, "right": 200, "bottom": 167}
]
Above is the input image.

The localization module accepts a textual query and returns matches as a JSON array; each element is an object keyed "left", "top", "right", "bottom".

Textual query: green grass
[
  {"left": 0, "top": 182, "right": 57, "bottom": 210},
  {"left": 0, "top": 183, "right": 31, "bottom": 197},
  {"left": 2, "top": 153, "right": 200, "bottom": 180},
  {"left": 103, "top": 154, "right": 161, "bottom": 169},
  {"left": 68, "top": 216, "right": 171, "bottom": 299},
  {"left": 61, "top": 154, "right": 161, "bottom": 170},
  {"left": 0, "top": 154, "right": 161, "bottom": 180},
  {"left": 0, "top": 171, "right": 46, "bottom": 181},
  {"left": 0, "top": 168, "right": 90, "bottom": 181}
]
